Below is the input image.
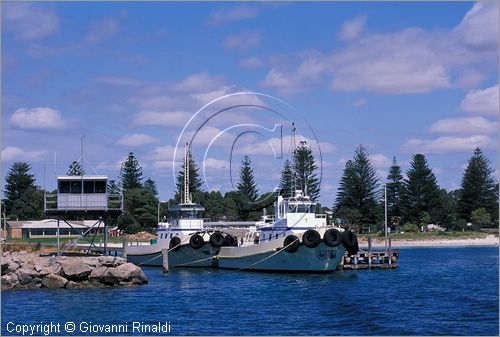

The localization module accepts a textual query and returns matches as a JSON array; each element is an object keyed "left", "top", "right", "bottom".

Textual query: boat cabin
[{"left": 168, "top": 203, "right": 205, "bottom": 229}]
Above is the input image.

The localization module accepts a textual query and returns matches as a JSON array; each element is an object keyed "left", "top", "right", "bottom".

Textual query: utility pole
[{"left": 384, "top": 186, "right": 388, "bottom": 252}]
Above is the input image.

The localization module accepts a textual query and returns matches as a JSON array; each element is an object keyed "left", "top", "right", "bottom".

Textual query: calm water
[{"left": 2, "top": 247, "right": 498, "bottom": 336}]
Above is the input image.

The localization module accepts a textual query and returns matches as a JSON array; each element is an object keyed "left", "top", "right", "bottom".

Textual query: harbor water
[{"left": 2, "top": 246, "right": 498, "bottom": 335}]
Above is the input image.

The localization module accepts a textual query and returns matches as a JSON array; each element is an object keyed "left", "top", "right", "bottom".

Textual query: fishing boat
[
  {"left": 125, "top": 145, "right": 236, "bottom": 267},
  {"left": 216, "top": 189, "right": 359, "bottom": 272}
]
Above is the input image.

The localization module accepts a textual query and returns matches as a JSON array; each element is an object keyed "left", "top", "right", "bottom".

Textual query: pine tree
[
  {"left": 175, "top": 150, "right": 203, "bottom": 201},
  {"left": 3, "top": 162, "right": 42, "bottom": 219},
  {"left": 457, "top": 148, "right": 497, "bottom": 222},
  {"left": 401, "top": 154, "right": 441, "bottom": 223},
  {"left": 237, "top": 156, "right": 258, "bottom": 202},
  {"left": 120, "top": 152, "right": 143, "bottom": 191},
  {"left": 334, "top": 145, "right": 380, "bottom": 226},
  {"left": 293, "top": 141, "right": 320, "bottom": 200},
  {"left": 67, "top": 161, "right": 85, "bottom": 176},
  {"left": 278, "top": 159, "right": 293, "bottom": 198},
  {"left": 144, "top": 177, "right": 158, "bottom": 196},
  {"left": 107, "top": 180, "right": 121, "bottom": 194},
  {"left": 386, "top": 157, "right": 403, "bottom": 219}
]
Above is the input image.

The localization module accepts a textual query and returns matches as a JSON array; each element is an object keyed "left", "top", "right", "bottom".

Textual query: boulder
[
  {"left": 61, "top": 262, "right": 92, "bottom": 281},
  {"left": 98, "top": 256, "right": 125, "bottom": 267},
  {"left": 115, "top": 263, "right": 147, "bottom": 284},
  {"left": 42, "top": 274, "right": 68, "bottom": 289},
  {"left": 89, "top": 266, "right": 108, "bottom": 281},
  {"left": 1, "top": 273, "right": 19, "bottom": 290},
  {"left": 15, "top": 266, "right": 38, "bottom": 285},
  {"left": 65, "top": 280, "right": 92, "bottom": 289},
  {"left": 39, "top": 264, "right": 61, "bottom": 277}
]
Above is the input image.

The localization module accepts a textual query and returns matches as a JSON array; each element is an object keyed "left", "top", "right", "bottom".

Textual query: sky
[{"left": 1, "top": 1, "right": 499, "bottom": 206}]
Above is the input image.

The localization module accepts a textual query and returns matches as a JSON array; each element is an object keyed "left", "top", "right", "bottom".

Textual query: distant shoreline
[{"left": 359, "top": 235, "right": 499, "bottom": 249}]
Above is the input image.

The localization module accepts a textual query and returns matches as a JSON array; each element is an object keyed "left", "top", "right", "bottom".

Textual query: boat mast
[
  {"left": 183, "top": 142, "right": 191, "bottom": 204},
  {"left": 289, "top": 123, "right": 297, "bottom": 195}
]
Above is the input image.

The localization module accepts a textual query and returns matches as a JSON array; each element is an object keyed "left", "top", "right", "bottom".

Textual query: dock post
[
  {"left": 122, "top": 241, "right": 127, "bottom": 258},
  {"left": 368, "top": 236, "right": 372, "bottom": 251},
  {"left": 162, "top": 249, "right": 169, "bottom": 273}
]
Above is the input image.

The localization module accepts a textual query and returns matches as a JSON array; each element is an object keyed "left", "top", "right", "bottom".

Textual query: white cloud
[
  {"left": 149, "top": 145, "right": 176, "bottom": 165},
  {"left": 116, "top": 134, "right": 160, "bottom": 147},
  {"left": 400, "top": 135, "right": 496, "bottom": 154},
  {"left": 2, "top": 2, "right": 58, "bottom": 40},
  {"left": 94, "top": 76, "right": 141, "bottom": 86},
  {"left": 10, "top": 107, "right": 70, "bottom": 130},
  {"left": 235, "top": 135, "right": 336, "bottom": 157},
  {"left": 370, "top": 154, "right": 391, "bottom": 169},
  {"left": 459, "top": 85, "right": 499, "bottom": 116},
  {"left": 338, "top": 16, "right": 366, "bottom": 41},
  {"left": 207, "top": 6, "right": 258, "bottom": 27},
  {"left": 223, "top": 31, "right": 261, "bottom": 50},
  {"left": 84, "top": 17, "right": 120, "bottom": 44},
  {"left": 352, "top": 99, "right": 367, "bottom": 106},
  {"left": 133, "top": 110, "right": 191, "bottom": 128},
  {"left": 260, "top": 2, "right": 497, "bottom": 96},
  {"left": 203, "top": 158, "right": 230, "bottom": 170},
  {"left": 454, "top": 1, "right": 499, "bottom": 49},
  {"left": 173, "top": 72, "right": 226, "bottom": 93},
  {"left": 261, "top": 57, "right": 327, "bottom": 95},
  {"left": 240, "top": 57, "right": 264, "bottom": 69},
  {"left": 430, "top": 117, "right": 498, "bottom": 135},
  {"left": 1, "top": 146, "right": 46, "bottom": 161}
]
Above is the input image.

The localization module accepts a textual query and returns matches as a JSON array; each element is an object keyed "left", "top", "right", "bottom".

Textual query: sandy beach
[{"left": 359, "top": 234, "right": 499, "bottom": 248}]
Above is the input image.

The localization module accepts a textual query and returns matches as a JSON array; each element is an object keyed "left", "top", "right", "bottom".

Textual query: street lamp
[{"left": 157, "top": 200, "right": 168, "bottom": 225}]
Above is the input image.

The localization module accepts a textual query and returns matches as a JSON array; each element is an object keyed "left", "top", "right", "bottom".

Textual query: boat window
[
  {"left": 160, "top": 233, "right": 163, "bottom": 239},
  {"left": 170, "top": 233, "right": 173, "bottom": 238},
  {"left": 275, "top": 234, "right": 278, "bottom": 239}
]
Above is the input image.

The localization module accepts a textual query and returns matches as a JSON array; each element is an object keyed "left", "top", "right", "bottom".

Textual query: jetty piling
[{"left": 162, "top": 249, "right": 169, "bottom": 273}]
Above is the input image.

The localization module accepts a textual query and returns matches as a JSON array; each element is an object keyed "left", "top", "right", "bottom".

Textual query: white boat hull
[{"left": 217, "top": 242, "right": 346, "bottom": 272}]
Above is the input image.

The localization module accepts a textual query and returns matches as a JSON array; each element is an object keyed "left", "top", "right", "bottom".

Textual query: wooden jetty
[{"left": 339, "top": 237, "right": 400, "bottom": 270}]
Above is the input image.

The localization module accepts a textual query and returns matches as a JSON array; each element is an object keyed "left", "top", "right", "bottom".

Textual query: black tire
[
  {"left": 209, "top": 232, "right": 225, "bottom": 247},
  {"left": 302, "top": 229, "right": 321, "bottom": 248},
  {"left": 169, "top": 236, "right": 181, "bottom": 251},
  {"left": 323, "top": 229, "right": 342, "bottom": 247},
  {"left": 284, "top": 235, "right": 300, "bottom": 253},
  {"left": 189, "top": 234, "right": 204, "bottom": 249},
  {"left": 223, "top": 233, "right": 237, "bottom": 246},
  {"left": 342, "top": 230, "right": 359, "bottom": 255}
]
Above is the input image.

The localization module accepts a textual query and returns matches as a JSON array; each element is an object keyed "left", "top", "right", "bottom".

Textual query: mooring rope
[
  {"left": 170, "top": 255, "right": 215, "bottom": 267},
  {"left": 234, "top": 237, "right": 299, "bottom": 271},
  {"left": 135, "top": 237, "right": 191, "bottom": 266}
]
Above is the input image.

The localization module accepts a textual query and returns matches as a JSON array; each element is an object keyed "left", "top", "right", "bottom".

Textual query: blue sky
[{"left": 2, "top": 1, "right": 498, "bottom": 206}]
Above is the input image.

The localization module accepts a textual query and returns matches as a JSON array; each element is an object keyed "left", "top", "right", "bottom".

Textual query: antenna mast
[
  {"left": 290, "top": 123, "right": 297, "bottom": 194},
  {"left": 183, "top": 143, "right": 190, "bottom": 204}
]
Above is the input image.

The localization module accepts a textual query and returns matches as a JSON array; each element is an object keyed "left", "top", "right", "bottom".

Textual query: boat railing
[{"left": 315, "top": 214, "right": 327, "bottom": 219}]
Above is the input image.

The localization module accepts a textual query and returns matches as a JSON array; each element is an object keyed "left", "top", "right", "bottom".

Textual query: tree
[
  {"left": 293, "top": 141, "right": 320, "bottom": 200},
  {"left": 470, "top": 208, "right": 491, "bottom": 227},
  {"left": 107, "top": 180, "right": 121, "bottom": 194},
  {"left": 237, "top": 156, "right": 259, "bottom": 202},
  {"left": 457, "top": 148, "right": 497, "bottom": 223},
  {"left": 119, "top": 188, "right": 158, "bottom": 232},
  {"left": 334, "top": 145, "right": 380, "bottom": 226},
  {"left": 175, "top": 150, "right": 203, "bottom": 202},
  {"left": 401, "top": 154, "right": 442, "bottom": 223},
  {"left": 386, "top": 157, "right": 403, "bottom": 219},
  {"left": 120, "top": 152, "right": 143, "bottom": 191},
  {"left": 67, "top": 161, "right": 85, "bottom": 176},
  {"left": 143, "top": 177, "right": 158, "bottom": 196},
  {"left": 9, "top": 187, "right": 44, "bottom": 220},
  {"left": 278, "top": 159, "right": 293, "bottom": 198},
  {"left": 3, "top": 162, "right": 40, "bottom": 218}
]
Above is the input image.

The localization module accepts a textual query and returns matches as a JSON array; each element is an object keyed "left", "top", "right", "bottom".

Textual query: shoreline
[{"left": 358, "top": 235, "right": 499, "bottom": 249}]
